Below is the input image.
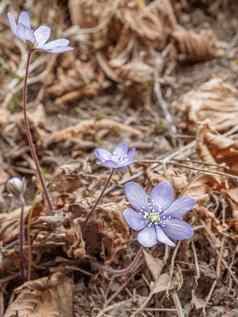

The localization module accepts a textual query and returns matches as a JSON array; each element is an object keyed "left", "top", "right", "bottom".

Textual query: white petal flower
[{"left": 7, "top": 10, "right": 73, "bottom": 54}]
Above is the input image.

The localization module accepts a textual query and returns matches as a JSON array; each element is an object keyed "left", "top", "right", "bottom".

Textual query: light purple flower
[
  {"left": 7, "top": 11, "right": 73, "bottom": 53},
  {"left": 95, "top": 143, "right": 136, "bottom": 169},
  {"left": 123, "top": 181, "right": 196, "bottom": 247}
]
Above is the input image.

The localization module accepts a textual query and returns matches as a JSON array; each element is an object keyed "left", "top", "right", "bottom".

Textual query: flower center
[
  {"left": 113, "top": 154, "right": 126, "bottom": 162},
  {"left": 145, "top": 212, "right": 161, "bottom": 224}
]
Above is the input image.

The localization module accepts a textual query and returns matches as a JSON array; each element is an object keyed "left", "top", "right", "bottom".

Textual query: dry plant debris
[
  {"left": 173, "top": 78, "right": 238, "bottom": 133},
  {"left": 4, "top": 273, "right": 73, "bottom": 317},
  {"left": 0, "top": 1, "right": 238, "bottom": 317}
]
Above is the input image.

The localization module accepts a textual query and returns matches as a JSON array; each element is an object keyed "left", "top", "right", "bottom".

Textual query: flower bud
[{"left": 6, "top": 177, "right": 25, "bottom": 198}]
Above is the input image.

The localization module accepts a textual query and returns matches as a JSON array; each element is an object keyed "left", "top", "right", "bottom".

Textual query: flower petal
[
  {"left": 99, "top": 160, "right": 119, "bottom": 169},
  {"left": 124, "top": 182, "right": 149, "bottom": 212},
  {"left": 137, "top": 226, "right": 157, "bottom": 247},
  {"left": 7, "top": 13, "right": 17, "bottom": 35},
  {"left": 34, "top": 25, "right": 51, "bottom": 47},
  {"left": 45, "top": 46, "right": 73, "bottom": 53},
  {"left": 113, "top": 143, "right": 128, "bottom": 157},
  {"left": 16, "top": 24, "right": 35, "bottom": 43},
  {"left": 150, "top": 181, "right": 175, "bottom": 212},
  {"left": 155, "top": 225, "right": 175, "bottom": 247},
  {"left": 123, "top": 208, "right": 148, "bottom": 231},
  {"left": 163, "top": 197, "right": 196, "bottom": 218},
  {"left": 18, "top": 11, "right": 31, "bottom": 29},
  {"left": 95, "top": 148, "right": 112, "bottom": 162},
  {"left": 127, "top": 148, "right": 136, "bottom": 161},
  {"left": 114, "top": 158, "right": 133, "bottom": 168},
  {"left": 42, "top": 39, "right": 69, "bottom": 50},
  {"left": 163, "top": 218, "right": 193, "bottom": 241}
]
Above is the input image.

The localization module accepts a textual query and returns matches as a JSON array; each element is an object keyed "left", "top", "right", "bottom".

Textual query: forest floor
[{"left": 0, "top": 1, "right": 238, "bottom": 316}]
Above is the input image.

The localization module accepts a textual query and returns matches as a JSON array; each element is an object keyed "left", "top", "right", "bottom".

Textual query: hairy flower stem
[
  {"left": 84, "top": 169, "right": 114, "bottom": 226},
  {"left": 19, "top": 197, "right": 26, "bottom": 279},
  {"left": 23, "top": 50, "right": 53, "bottom": 213}
]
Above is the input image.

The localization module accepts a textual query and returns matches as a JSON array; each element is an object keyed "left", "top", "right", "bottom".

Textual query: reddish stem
[
  {"left": 84, "top": 169, "right": 114, "bottom": 226},
  {"left": 19, "top": 197, "right": 26, "bottom": 279},
  {"left": 23, "top": 50, "right": 53, "bottom": 213}
]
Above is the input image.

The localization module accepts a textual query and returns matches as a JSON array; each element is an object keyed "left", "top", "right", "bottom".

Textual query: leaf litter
[{"left": 0, "top": 0, "right": 238, "bottom": 317}]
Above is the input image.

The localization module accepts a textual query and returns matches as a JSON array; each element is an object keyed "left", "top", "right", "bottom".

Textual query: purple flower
[
  {"left": 95, "top": 143, "right": 136, "bottom": 169},
  {"left": 7, "top": 11, "right": 73, "bottom": 53},
  {"left": 123, "top": 181, "right": 196, "bottom": 247}
]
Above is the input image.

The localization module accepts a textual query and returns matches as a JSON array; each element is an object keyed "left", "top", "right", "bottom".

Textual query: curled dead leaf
[
  {"left": 172, "top": 28, "right": 217, "bottom": 62},
  {"left": 173, "top": 78, "right": 238, "bottom": 133},
  {"left": 197, "top": 124, "right": 238, "bottom": 176},
  {"left": 46, "top": 119, "right": 143, "bottom": 145},
  {"left": 0, "top": 207, "right": 29, "bottom": 245},
  {"left": 183, "top": 175, "right": 215, "bottom": 202},
  {"left": 119, "top": 0, "right": 176, "bottom": 48},
  {"left": 4, "top": 273, "right": 73, "bottom": 317}
]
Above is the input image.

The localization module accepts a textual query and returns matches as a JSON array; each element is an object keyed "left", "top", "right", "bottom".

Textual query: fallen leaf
[
  {"left": 0, "top": 207, "right": 29, "bottom": 245},
  {"left": 4, "top": 273, "right": 73, "bottom": 317},
  {"left": 197, "top": 124, "right": 238, "bottom": 176},
  {"left": 143, "top": 250, "right": 164, "bottom": 281},
  {"left": 152, "top": 273, "right": 174, "bottom": 294},
  {"left": 172, "top": 28, "right": 217, "bottom": 62},
  {"left": 173, "top": 78, "right": 238, "bottom": 133},
  {"left": 46, "top": 119, "right": 143, "bottom": 145}
]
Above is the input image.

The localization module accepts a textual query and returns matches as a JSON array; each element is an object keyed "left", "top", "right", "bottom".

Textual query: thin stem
[
  {"left": 19, "top": 197, "right": 26, "bottom": 280},
  {"left": 84, "top": 169, "right": 114, "bottom": 226},
  {"left": 100, "top": 246, "right": 143, "bottom": 277},
  {"left": 23, "top": 50, "right": 53, "bottom": 213},
  {"left": 27, "top": 207, "right": 34, "bottom": 281}
]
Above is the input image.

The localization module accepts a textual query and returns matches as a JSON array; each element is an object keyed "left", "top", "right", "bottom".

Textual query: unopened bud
[{"left": 6, "top": 177, "right": 25, "bottom": 198}]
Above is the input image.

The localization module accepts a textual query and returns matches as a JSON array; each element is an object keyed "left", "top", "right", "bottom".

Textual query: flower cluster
[
  {"left": 7, "top": 11, "right": 72, "bottom": 53},
  {"left": 123, "top": 181, "right": 196, "bottom": 247},
  {"left": 95, "top": 142, "right": 196, "bottom": 248},
  {"left": 7, "top": 8, "right": 196, "bottom": 250}
]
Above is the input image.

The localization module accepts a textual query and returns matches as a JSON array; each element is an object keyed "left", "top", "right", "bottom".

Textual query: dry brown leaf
[
  {"left": 197, "top": 124, "right": 238, "bottom": 175},
  {"left": 225, "top": 188, "right": 238, "bottom": 219},
  {"left": 51, "top": 161, "right": 95, "bottom": 193},
  {"left": 50, "top": 0, "right": 179, "bottom": 103},
  {"left": 152, "top": 273, "right": 174, "bottom": 294},
  {"left": 64, "top": 221, "right": 86, "bottom": 258},
  {"left": 117, "top": 61, "right": 154, "bottom": 83},
  {"left": 90, "top": 202, "right": 131, "bottom": 263},
  {"left": 143, "top": 250, "right": 164, "bottom": 281},
  {"left": 172, "top": 28, "right": 217, "bottom": 62},
  {"left": 173, "top": 78, "right": 238, "bottom": 133},
  {"left": 46, "top": 119, "right": 142, "bottom": 145},
  {"left": 224, "top": 188, "right": 238, "bottom": 231},
  {"left": 32, "top": 216, "right": 86, "bottom": 259},
  {"left": 119, "top": 0, "right": 176, "bottom": 49},
  {"left": 0, "top": 207, "right": 29, "bottom": 245},
  {"left": 4, "top": 273, "right": 73, "bottom": 317},
  {"left": 183, "top": 175, "right": 215, "bottom": 202}
]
